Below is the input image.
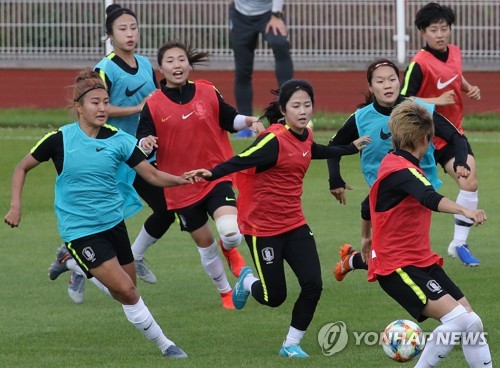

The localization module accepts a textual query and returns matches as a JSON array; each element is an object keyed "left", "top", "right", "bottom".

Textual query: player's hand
[
  {"left": 353, "top": 135, "right": 370, "bottom": 151},
  {"left": 140, "top": 135, "right": 158, "bottom": 153},
  {"left": 361, "top": 237, "right": 372, "bottom": 265},
  {"left": 330, "top": 185, "right": 353, "bottom": 205},
  {"left": 455, "top": 165, "right": 470, "bottom": 179},
  {"left": 436, "top": 90, "right": 456, "bottom": 106},
  {"left": 4, "top": 208, "right": 21, "bottom": 228},
  {"left": 467, "top": 85, "right": 481, "bottom": 100},
  {"left": 185, "top": 169, "right": 213, "bottom": 180},
  {"left": 246, "top": 116, "right": 265, "bottom": 135},
  {"left": 266, "top": 16, "right": 288, "bottom": 36},
  {"left": 463, "top": 208, "right": 487, "bottom": 225}
]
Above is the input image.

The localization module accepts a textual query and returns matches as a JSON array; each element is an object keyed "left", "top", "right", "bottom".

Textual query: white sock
[
  {"left": 89, "top": 277, "right": 111, "bottom": 297},
  {"left": 461, "top": 312, "right": 492, "bottom": 368},
  {"left": 132, "top": 226, "right": 158, "bottom": 260},
  {"left": 66, "top": 259, "right": 83, "bottom": 274},
  {"left": 122, "top": 297, "right": 174, "bottom": 352},
  {"left": 414, "top": 305, "right": 473, "bottom": 368},
  {"left": 243, "top": 272, "right": 258, "bottom": 292},
  {"left": 197, "top": 241, "right": 231, "bottom": 293},
  {"left": 284, "top": 326, "right": 305, "bottom": 347},
  {"left": 451, "top": 190, "right": 478, "bottom": 247}
]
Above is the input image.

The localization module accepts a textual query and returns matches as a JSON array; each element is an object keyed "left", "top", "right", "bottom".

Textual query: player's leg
[
  {"left": 280, "top": 225, "right": 322, "bottom": 358},
  {"left": 177, "top": 203, "right": 234, "bottom": 309},
  {"left": 230, "top": 3, "right": 259, "bottom": 116},
  {"left": 209, "top": 182, "right": 246, "bottom": 277},
  {"left": 437, "top": 142, "right": 479, "bottom": 266},
  {"left": 69, "top": 222, "right": 187, "bottom": 358},
  {"left": 416, "top": 267, "right": 491, "bottom": 367},
  {"left": 262, "top": 16, "right": 294, "bottom": 87},
  {"left": 131, "top": 164, "right": 176, "bottom": 283}
]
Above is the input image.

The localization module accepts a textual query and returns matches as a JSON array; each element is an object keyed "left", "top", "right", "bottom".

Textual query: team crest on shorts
[
  {"left": 426, "top": 279, "right": 442, "bottom": 294},
  {"left": 82, "top": 246, "right": 96, "bottom": 263},
  {"left": 262, "top": 247, "right": 274, "bottom": 264}
]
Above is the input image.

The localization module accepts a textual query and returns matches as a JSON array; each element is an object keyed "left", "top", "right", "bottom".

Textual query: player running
[{"left": 187, "top": 79, "right": 369, "bottom": 357}]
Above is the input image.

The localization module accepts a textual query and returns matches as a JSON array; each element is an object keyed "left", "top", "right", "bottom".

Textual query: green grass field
[{"left": 1, "top": 126, "right": 498, "bottom": 367}]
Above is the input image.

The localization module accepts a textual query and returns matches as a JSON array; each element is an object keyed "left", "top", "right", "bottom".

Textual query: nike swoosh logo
[
  {"left": 225, "top": 197, "right": 236, "bottom": 202},
  {"left": 309, "top": 231, "right": 314, "bottom": 236},
  {"left": 96, "top": 147, "right": 106, "bottom": 152},
  {"left": 125, "top": 82, "right": 147, "bottom": 97},
  {"left": 182, "top": 111, "right": 195, "bottom": 120},
  {"left": 438, "top": 355, "right": 446, "bottom": 359},
  {"left": 437, "top": 74, "right": 459, "bottom": 89},
  {"left": 380, "top": 129, "right": 392, "bottom": 140},
  {"left": 484, "top": 360, "right": 492, "bottom": 365},
  {"left": 143, "top": 322, "right": 153, "bottom": 331},
  {"left": 161, "top": 115, "right": 172, "bottom": 122},
  {"left": 302, "top": 150, "right": 309, "bottom": 157},
  {"left": 287, "top": 352, "right": 298, "bottom": 357},
  {"left": 68, "top": 148, "right": 78, "bottom": 153}
]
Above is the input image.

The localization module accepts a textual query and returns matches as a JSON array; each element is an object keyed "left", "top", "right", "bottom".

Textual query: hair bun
[{"left": 106, "top": 4, "right": 121, "bottom": 15}]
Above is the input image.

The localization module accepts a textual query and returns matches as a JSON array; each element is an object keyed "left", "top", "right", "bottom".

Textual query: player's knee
[
  {"left": 301, "top": 278, "right": 323, "bottom": 301},
  {"left": 459, "top": 178, "right": 478, "bottom": 192},
  {"left": 466, "top": 312, "right": 484, "bottom": 333},
  {"left": 216, "top": 215, "right": 242, "bottom": 248},
  {"left": 113, "top": 285, "right": 139, "bottom": 305},
  {"left": 266, "top": 291, "right": 287, "bottom": 308}
]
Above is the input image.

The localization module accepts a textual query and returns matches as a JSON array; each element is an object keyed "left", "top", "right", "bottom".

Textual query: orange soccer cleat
[
  {"left": 221, "top": 290, "right": 235, "bottom": 309},
  {"left": 219, "top": 240, "right": 246, "bottom": 277},
  {"left": 334, "top": 244, "right": 358, "bottom": 281}
]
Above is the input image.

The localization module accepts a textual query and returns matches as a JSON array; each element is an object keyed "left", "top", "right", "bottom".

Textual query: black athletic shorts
[
  {"left": 377, "top": 264, "right": 464, "bottom": 322},
  {"left": 176, "top": 181, "right": 237, "bottom": 232},
  {"left": 434, "top": 138, "right": 474, "bottom": 170},
  {"left": 66, "top": 221, "right": 134, "bottom": 278}
]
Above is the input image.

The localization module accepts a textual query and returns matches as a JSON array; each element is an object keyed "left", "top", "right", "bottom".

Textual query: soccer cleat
[
  {"left": 48, "top": 244, "right": 71, "bottom": 280},
  {"left": 219, "top": 240, "right": 246, "bottom": 277},
  {"left": 67, "top": 271, "right": 85, "bottom": 304},
  {"left": 163, "top": 345, "right": 188, "bottom": 359},
  {"left": 334, "top": 244, "right": 357, "bottom": 281},
  {"left": 279, "top": 344, "right": 309, "bottom": 358},
  {"left": 135, "top": 258, "right": 157, "bottom": 284},
  {"left": 232, "top": 266, "right": 252, "bottom": 310},
  {"left": 221, "top": 290, "right": 235, "bottom": 309},
  {"left": 455, "top": 244, "right": 480, "bottom": 266}
]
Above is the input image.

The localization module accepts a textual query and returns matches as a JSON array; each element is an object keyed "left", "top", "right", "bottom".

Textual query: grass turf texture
[{"left": 1, "top": 127, "right": 498, "bottom": 367}]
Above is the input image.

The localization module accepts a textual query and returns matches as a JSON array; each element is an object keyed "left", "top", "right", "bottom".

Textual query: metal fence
[{"left": 1, "top": 0, "right": 499, "bottom": 70}]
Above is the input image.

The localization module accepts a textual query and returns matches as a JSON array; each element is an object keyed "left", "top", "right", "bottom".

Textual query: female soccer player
[
  {"left": 137, "top": 40, "right": 263, "bottom": 309},
  {"left": 186, "top": 79, "right": 370, "bottom": 357},
  {"left": 4, "top": 69, "right": 188, "bottom": 359},
  {"left": 328, "top": 59, "right": 469, "bottom": 281},
  {"left": 401, "top": 2, "right": 481, "bottom": 266},
  {"left": 368, "top": 100, "right": 491, "bottom": 367},
  {"left": 57, "top": 3, "right": 176, "bottom": 303}
]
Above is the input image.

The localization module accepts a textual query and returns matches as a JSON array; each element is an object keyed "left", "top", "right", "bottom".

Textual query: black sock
[{"left": 352, "top": 252, "right": 368, "bottom": 270}]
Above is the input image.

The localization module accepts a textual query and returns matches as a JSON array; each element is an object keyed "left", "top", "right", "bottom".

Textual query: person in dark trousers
[
  {"left": 5, "top": 69, "right": 189, "bottom": 359},
  {"left": 230, "top": 0, "right": 293, "bottom": 137},
  {"left": 367, "top": 100, "right": 491, "bottom": 367},
  {"left": 400, "top": 2, "right": 481, "bottom": 266},
  {"left": 186, "top": 79, "right": 369, "bottom": 357}
]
